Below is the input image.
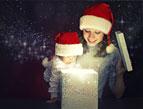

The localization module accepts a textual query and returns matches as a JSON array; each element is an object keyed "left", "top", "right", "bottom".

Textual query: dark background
[{"left": 0, "top": 0, "right": 143, "bottom": 99}]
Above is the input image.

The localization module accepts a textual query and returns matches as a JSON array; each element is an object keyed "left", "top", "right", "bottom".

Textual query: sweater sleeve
[
  {"left": 108, "top": 48, "right": 120, "bottom": 89},
  {"left": 43, "top": 60, "right": 53, "bottom": 83},
  {"left": 43, "top": 67, "right": 51, "bottom": 83},
  {"left": 43, "top": 56, "right": 57, "bottom": 83},
  {"left": 48, "top": 68, "right": 61, "bottom": 98}
]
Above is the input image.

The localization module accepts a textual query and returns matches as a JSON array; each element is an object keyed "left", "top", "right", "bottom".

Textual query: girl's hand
[
  {"left": 116, "top": 56, "right": 126, "bottom": 77},
  {"left": 46, "top": 97, "right": 60, "bottom": 103}
]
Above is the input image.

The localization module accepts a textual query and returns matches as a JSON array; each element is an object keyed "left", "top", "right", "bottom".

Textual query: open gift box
[{"left": 61, "top": 69, "right": 98, "bottom": 109}]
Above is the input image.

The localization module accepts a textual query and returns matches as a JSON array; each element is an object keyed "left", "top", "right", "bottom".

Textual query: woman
[{"left": 77, "top": 3, "right": 126, "bottom": 99}]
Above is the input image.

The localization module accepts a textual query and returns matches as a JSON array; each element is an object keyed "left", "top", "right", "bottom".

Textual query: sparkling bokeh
[{"left": 0, "top": 1, "right": 142, "bottom": 64}]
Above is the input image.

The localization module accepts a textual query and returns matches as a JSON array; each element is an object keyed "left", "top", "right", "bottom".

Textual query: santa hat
[
  {"left": 54, "top": 32, "right": 83, "bottom": 56},
  {"left": 80, "top": 3, "right": 115, "bottom": 53},
  {"left": 80, "top": 3, "right": 113, "bottom": 44}
]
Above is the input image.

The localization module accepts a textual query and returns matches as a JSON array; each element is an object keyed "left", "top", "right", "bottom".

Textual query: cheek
[
  {"left": 65, "top": 58, "right": 69, "bottom": 62},
  {"left": 97, "top": 35, "right": 104, "bottom": 41},
  {"left": 62, "top": 58, "right": 67, "bottom": 62},
  {"left": 83, "top": 32, "right": 88, "bottom": 40},
  {"left": 98, "top": 37, "right": 103, "bottom": 41},
  {"left": 100, "top": 36, "right": 104, "bottom": 41}
]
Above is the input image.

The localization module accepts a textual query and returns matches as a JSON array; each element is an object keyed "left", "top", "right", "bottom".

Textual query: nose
[
  {"left": 68, "top": 56, "right": 74, "bottom": 61},
  {"left": 88, "top": 33, "right": 96, "bottom": 40},
  {"left": 68, "top": 56, "right": 72, "bottom": 60}
]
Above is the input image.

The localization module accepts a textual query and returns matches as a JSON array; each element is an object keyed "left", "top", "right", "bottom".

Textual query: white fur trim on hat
[
  {"left": 80, "top": 15, "right": 111, "bottom": 34},
  {"left": 106, "top": 44, "right": 115, "bottom": 54},
  {"left": 42, "top": 57, "right": 49, "bottom": 68},
  {"left": 55, "top": 43, "right": 83, "bottom": 56}
]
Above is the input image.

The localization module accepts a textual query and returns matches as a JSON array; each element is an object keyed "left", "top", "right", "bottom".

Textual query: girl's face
[
  {"left": 60, "top": 56, "right": 77, "bottom": 64},
  {"left": 83, "top": 28, "right": 104, "bottom": 46}
]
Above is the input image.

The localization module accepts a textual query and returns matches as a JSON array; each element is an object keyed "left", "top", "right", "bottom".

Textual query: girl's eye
[{"left": 95, "top": 32, "right": 100, "bottom": 34}]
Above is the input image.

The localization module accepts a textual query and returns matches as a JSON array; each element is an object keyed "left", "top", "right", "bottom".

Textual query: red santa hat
[
  {"left": 80, "top": 3, "right": 114, "bottom": 45},
  {"left": 54, "top": 32, "right": 83, "bottom": 56}
]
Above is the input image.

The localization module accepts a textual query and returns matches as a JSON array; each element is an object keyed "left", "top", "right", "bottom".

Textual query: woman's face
[{"left": 83, "top": 28, "right": 104, "bottom": 46}]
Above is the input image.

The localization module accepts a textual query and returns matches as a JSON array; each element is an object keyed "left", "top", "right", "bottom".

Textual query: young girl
[
  {"left": 42, "top": 32, "right": 83, "bottom": 103},
  {"left": 77, "top": 3, "right": 126, "bottom": 99}
]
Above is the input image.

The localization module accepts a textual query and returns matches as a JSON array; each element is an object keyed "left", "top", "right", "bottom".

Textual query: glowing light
[
  {"left": 61, "top": 69, "right": 98, "bottom": 81},
  {"left": 120, "top": 18, "right": 125, "bottom": 24},
  {"left": 61, "top": 68, "right": 98, "bottom": 109},
  {"left": 23, "top": 42, "right": 27, "bottom": 47},
  {"left": 42, "top": 45, "right": 46, "bottom": 49},
  {"left": 10, "top": 35, "right": 14, "bottom": 39},
  {"left": 88, "top": 81, "right": 90, "bottom": 84}
]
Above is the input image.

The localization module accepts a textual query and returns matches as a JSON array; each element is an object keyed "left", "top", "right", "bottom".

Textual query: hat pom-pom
[
  {"left": 106, "top": 44, "right": 115, "bottom": 54},
  {"left": 42, "top": 57, "right": 49, "bottom": 68}
]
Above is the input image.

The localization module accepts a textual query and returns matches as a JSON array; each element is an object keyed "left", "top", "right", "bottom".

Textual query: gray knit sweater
[{"left": 76, "top": 44, "right": 120, "bottom": 98}]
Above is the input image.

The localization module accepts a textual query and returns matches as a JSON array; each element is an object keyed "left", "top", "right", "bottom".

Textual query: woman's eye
[
  {"left": 95, "top": 32, "right": 100, "bottom": 34},
  {"left": 85, "top": 30, "right": 90, "bottom": 33}
]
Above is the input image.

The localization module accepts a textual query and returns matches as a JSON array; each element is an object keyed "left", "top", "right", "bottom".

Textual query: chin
[{"left": 87, "top": 43, "right": 97, "bottom": 47}]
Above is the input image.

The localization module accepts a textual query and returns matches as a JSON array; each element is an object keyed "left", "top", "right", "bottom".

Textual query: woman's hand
[
  {"left": 111, "top": 56, "right": 126, "bottom": 98},
  {"left": 46, "top": 97, "right": 60, "bottom": 103},
  {"left": 116, "top": 56, "right": 126, "bottom": 77}
]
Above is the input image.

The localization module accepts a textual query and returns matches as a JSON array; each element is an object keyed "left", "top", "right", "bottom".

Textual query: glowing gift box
[{"left": 61, "top": 69, "right": 98, "bottom": 109}]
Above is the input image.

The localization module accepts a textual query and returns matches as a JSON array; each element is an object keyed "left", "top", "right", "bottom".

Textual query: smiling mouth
[{"left": 88, "top": 39, "right": 96, "bottom": 43}]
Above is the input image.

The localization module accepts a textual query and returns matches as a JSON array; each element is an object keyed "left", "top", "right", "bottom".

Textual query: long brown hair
[{"left": 78, "top": 31, "right": 109, "bottom": 57}]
